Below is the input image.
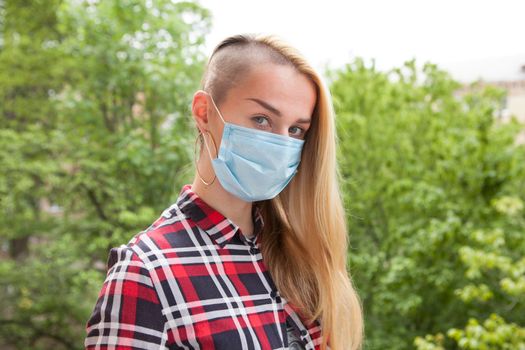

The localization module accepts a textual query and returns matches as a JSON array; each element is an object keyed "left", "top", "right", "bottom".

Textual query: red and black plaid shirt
[{"left": 85, "top": 184, "right": 325, "bottom": 349}]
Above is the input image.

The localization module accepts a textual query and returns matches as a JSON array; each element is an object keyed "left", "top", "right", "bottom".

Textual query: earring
[{"left": 194, "top": 130, "right": 217, "bottom": 187}]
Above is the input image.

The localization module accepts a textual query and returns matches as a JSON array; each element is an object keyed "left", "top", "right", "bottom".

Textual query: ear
[{"left": 191, "top": 90, "right": 209, "bottom": 132}]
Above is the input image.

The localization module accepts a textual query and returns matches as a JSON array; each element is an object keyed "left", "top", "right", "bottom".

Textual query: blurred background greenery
[{"left": 0, "top": 1, "right": 523, "bottom": 349}]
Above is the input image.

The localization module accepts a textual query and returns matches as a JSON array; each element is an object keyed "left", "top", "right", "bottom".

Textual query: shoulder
[{"left": 123, "top": 203, "right": 199, "bottom": 263}]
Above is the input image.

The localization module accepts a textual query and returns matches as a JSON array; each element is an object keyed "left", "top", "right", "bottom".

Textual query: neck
[{"left": 191, "top": 177, "right": 254, "bottom": 238}]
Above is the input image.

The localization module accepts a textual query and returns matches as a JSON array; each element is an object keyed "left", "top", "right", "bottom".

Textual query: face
[{"left": 192, "top": 63, "right": 317, "bottom": 151}]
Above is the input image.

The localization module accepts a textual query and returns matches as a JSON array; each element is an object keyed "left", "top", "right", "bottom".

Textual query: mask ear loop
[
  {"left": 194, "top": 92, "right": 224, "bottom": 186},
  {"left": 206, "top": 92, "right": 227, "bottom": 125},
  {"left": 194, "top": 130, "right": 217, "bottom": 186}
]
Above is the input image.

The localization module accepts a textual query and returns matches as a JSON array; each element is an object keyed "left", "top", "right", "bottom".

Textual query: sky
[{"left": 198, "top": 0, "right": 525, "bottom": 83}]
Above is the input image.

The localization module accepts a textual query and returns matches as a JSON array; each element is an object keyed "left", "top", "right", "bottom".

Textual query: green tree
[
  {"left": 414, "top": 196, "right": 525, "bottom": 350},
  {"left": 329, "top": 58, "right": 525, "bottom": 350},
  {"left": 0, "top": 0, "right": 210, "bottom": 348}
]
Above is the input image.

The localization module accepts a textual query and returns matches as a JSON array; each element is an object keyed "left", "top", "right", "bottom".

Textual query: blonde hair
[{"left": 200, "top": 33, "right": 364, "bottom": 350}]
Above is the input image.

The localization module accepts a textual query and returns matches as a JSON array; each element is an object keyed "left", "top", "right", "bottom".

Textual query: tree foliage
[
  {"left": 329, "top": 58, "right": 525, "bottom": 349},
  {"left": 0, "top": 0, "right": 209, "bottom": 348}
]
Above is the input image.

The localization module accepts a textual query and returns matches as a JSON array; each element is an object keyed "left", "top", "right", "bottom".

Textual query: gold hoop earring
[{"left": 194, "top": 131, "right": 217, "bottom": 187}]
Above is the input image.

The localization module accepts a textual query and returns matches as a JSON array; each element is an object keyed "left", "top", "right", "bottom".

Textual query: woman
[{"left": 85, "top": 33, "right": 363, "bottom": 350}]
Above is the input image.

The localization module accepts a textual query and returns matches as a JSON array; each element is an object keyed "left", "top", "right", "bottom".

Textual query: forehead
[{"left": 226, "top": 64, "right": 317, "bottom": 119}]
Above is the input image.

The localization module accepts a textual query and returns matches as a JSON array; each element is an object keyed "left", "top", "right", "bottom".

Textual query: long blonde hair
[{"left": 200, "top": 33, "right": 364, "bottom": 350}]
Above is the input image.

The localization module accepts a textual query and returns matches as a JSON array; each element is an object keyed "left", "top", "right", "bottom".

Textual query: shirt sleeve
[{"left": 84, "top": 245, "right": 169, "bottom": 349}]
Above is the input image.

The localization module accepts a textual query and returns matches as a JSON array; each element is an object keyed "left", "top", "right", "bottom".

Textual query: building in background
[
  {"left": 498, "top": 78, "right": 525, "bottom": 124},
  {"left": 445, "top": 55, "right": 525, "bottom": 144},
  {"left": 444, "top": 54, "right": 525, "bottom": 124}
]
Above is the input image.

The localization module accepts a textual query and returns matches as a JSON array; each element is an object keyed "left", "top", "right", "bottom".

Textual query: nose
[{"left": 273, "top": 126, "right": 289, "bottom": 137}]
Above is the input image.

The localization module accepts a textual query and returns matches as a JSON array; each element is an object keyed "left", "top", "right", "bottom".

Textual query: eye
[
  {"left": 289, "top": 125, "right": 305, "bottom": 137},
  {"left": 251, "top": 115, "right": 270, "bottom": 129}
]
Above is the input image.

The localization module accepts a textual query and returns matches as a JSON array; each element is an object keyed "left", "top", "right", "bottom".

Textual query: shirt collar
[{"left": 176, "top": 184, "right": 264, "bottom": 248}]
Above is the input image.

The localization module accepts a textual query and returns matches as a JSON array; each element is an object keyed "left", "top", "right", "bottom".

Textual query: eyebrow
[
  {"left": 245, "top": 97, "right": 311, "bottom": 123},
  {"left": 245, "top": 97, "right": 282, "bottom": 117}
]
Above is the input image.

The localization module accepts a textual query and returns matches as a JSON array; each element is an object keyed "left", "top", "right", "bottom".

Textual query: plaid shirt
[{"left": 85, "top": 184, "right": 325, "bottom": 350}]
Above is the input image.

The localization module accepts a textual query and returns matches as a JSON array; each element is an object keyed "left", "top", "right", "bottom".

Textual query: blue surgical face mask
[{"left": 204, "top": 92, "right": 305, "bottom": 202}]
